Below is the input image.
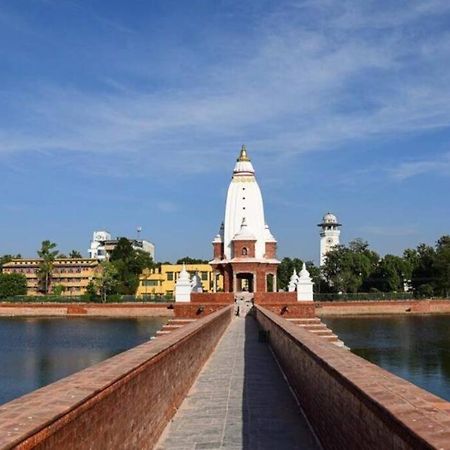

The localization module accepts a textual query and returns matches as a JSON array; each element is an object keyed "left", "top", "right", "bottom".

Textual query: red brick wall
[
  {"left": 0, "top": 306, "right": 233, "bottom": 450},
  {"left": 191, "top": 292, "right": 234, "bottom": 304},
  {"left": 316, "top": 299, "right": 450, "bottom": 316},
  {"left": 264, "top": 241, "right": 277, "bottom": 258},
  {"left": 174, "top": 303, "right": 231, "bottom": 318},
  {"left": 262, "top": 302, "right": 316, "bottom": 318},
  {"left": 213, "top": 242, "right": 223, "bottom": 259},
  {"left": 255, "top": 306, "right": 450, "bottom": 450},
  {"left": 232, "top": 239, "right": 256, "bottom": 258},
  {"left": 0, "top": 303, "right": 174, "bottom": 317},
  {"left": 254, "top": 292, "right": 297, "bottom": 304}
]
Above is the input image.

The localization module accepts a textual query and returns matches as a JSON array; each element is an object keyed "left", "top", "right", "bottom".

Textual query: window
[
  {"left": 167, "top": 272, "right": 174, "bottom": 281},
  {"left": 143, "top": 280, "right": 159, "bottom": 286},
  {"left": 201, "top": 271, "right": 208, "bottom": 281},
  {"left": 242, "top": 247, "right": 248, "bottom": 256}
]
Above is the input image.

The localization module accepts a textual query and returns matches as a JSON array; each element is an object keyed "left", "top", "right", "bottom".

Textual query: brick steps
[
  {"left": 154, "top": 319, "right": 197, "bottom": 339},
  {"left": 287, "top": 318, "right": 321, "bottom": 325},
  {"left": 288, "top": 318, "right": 346, "bottom": 348}
]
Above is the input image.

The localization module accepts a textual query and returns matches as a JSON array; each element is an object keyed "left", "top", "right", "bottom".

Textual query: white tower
[{"left": 318, "top": 213, "right": 342, "bottom": 266}]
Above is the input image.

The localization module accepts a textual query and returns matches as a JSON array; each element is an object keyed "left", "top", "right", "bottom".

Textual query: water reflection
[
  {"left": 0, "top": 316, "right": 168, "bottom": 405},
  {"left": 323, "top": 314, "right": 450, "bottom": 401}
]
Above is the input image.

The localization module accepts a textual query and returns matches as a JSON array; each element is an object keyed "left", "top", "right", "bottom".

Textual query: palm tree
[{"left": 37, "top": 240, "right": 59, "bottom": 294}]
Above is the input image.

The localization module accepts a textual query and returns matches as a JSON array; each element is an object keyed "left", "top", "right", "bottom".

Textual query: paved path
[{"left": 156, "top": 317, "right": 319, "bottom": 450}]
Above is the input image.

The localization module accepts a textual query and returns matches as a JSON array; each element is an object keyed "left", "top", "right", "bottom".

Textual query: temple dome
[{"left": 323, "top": 212, "right": 337, "bottom": 224}]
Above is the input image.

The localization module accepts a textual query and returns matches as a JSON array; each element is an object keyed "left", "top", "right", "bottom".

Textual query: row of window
[
  {"left": 166, "top": 271, "right": 209, "bottom": 281},
  {"left": 8, "top": 267, "right": 92, "bottom": 274}
]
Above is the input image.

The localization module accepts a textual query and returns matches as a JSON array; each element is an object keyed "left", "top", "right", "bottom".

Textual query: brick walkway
[{"left": 156, "top": 317, "right": 319, "bottom": 450}]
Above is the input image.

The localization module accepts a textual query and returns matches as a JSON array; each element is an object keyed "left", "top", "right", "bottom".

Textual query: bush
[{"left": 0, "top": 273, "right": 27, "bottom": 297}]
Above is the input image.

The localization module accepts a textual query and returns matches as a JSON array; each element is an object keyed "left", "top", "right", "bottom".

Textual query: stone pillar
[
  {"left": 175, "top": 264, "right": 192, "bottom": 302},
  {"left": 297, "top": 263, "right": 314, "bottom": 301}
]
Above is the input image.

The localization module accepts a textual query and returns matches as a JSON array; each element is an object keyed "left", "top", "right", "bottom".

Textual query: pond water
[
  {"left": 322, "top": 314, "right": 450, "bottom": 402},
  {"left": 0, "top": 316, "right": 168, "bottom": 405}
]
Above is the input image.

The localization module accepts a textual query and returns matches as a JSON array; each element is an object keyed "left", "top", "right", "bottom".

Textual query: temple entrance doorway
[{"left": 236, "top": 273, "right": 254, "bottom": 293}]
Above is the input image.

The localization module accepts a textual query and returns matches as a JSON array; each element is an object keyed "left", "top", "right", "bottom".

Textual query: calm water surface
[
  {"left": 0, "top": 316, "right": 168, "bottom": 405},
  {"left": 323, "top": 314, "right": 450, "bottom": 401}
]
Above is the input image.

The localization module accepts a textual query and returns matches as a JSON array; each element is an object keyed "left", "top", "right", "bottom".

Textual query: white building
[
  {"left": 88, "top": 230, "right": 155, "bottom": 261},
  {"left": 318, "top": 213, "right": 341, "bottom": 266}
]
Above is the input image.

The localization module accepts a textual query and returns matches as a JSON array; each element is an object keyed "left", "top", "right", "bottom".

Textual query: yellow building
[
  {"left": 2, "top": 258, "right": 99, "bottom": 296},
  {"left": 137, "top": 263, "right": 223, "bottom": 298}
]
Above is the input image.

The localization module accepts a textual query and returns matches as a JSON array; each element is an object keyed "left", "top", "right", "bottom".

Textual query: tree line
[{"left": 277, "top": 235, "right": 450, "bottom": 298}]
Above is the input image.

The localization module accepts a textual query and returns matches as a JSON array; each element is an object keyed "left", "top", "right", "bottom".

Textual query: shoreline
[
  {"left": 0, "top": 302, "right": 174, "bottom": 318},
  {"left": 316, "top": 299, "right": 450, "bottom": 316}
]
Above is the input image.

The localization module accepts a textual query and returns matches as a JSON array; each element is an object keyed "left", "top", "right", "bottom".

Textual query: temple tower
[
  {"left": 210, "top": 146, "right": 279, "bottom": 293},
  {"left": 318, "top": 212, "right": 342, "bottom": 266}
]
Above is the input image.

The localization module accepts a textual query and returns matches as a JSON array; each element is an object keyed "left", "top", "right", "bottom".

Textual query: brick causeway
[
  {"left": 0, "top": 305, "right": 233, "bottom": 449},
  {"left": 255, "top": 305, "right": 450, "bottom": 450}
]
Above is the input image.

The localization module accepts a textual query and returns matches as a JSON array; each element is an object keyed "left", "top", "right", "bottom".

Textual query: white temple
[
  {"left": 223, "top": 146, "right": 268, "bottom": 260},
  {"left": 210, "top": 146, "right": 279, "bottom": 293}
]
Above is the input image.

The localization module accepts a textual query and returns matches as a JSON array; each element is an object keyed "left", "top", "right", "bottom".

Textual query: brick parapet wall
[
  {"left": 316, "top": 299, "right": 450, "bottom": 316},
  {"left": 255, "top": 305, "right": 450, "bottom": 450},
  {"left": 0, "top": 306, "right": 233, "bottom": 449}
]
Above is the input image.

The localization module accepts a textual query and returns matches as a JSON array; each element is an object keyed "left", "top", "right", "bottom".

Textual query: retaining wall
[
  {"left": 255, "top": 305, "right": 450, "bottom": 450},
  {"left": 0, "top": 305, "right": 233, "bottom": 449},
  {"left": 0, "top": 302, "right": 173, "bottom": 317},
  {"left": 316, "top": 299, "right": 450, "bottom": 316}
]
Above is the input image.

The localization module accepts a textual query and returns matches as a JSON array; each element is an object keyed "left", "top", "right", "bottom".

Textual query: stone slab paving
[{"left": 156, "top": 317, "right": 320, "bottom": 450}]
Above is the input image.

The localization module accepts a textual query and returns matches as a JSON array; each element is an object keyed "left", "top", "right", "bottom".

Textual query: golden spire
[{"left": 237, "top": 144, "right": 250, "bottom": 162}]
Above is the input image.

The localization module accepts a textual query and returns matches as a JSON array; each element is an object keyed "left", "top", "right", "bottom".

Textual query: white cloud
[
  {"left": 390, "top": 152, "right": 450, "bottom": 180},
  {"left": 1, "top": 0, "right": 450, "bottom": 177}
]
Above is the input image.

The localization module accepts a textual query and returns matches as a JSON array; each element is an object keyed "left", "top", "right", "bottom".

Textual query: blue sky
[{"left": 0, "top": 0, "right": 449, "bottom": 264}]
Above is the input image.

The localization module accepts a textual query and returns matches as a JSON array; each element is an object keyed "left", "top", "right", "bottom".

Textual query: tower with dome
[
  {"left": 210, "top": 145, "right": 279, "bottom": 293},
  {"left": 318, "top": 213, "right": 342, "bottom": 266}
]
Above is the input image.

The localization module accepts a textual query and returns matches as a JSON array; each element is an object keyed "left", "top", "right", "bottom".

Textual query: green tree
[
  {"left": 322, "top": 239, "right": 379, "bottom": 293},
  {"left": 367, "top": 255, "right": 410, "bottom": 292},
  {"left": 85, "top": 280, "right": 99, "bottom": 302},
  {"left": 52, "top": 284, "right": 66, "bottom": 296},
  {"left": 408, "top": 243, "right": 436, "bottom": 296},
  {"left": 0, "top": 273, "right": 27, "bottom": 297},
  {"left": 109, "top": 238, "right": 153, "bottom": 295},
  {"left": 277, "top": 257, "right": 303, "bottom": 291},
  {"left": 94, "top": 262, "right": 118, "bottom": 302},
  {"left": 135, "top": 250, "right": 155, "bottom": 271},
  {"left": 434, "top": 235, "right": 450, "bottom": 297},
  {"left": 69, "top": 250, "right": 83, "bottom": 258},
  {"left": 176, "top": 257, "right": 209, "bottom": 264},
  {"left": 36, "top": 240, "right": 59, "bottom": 294},
  {"left": 0, "top": 254, "right": 21, "bottom": 271}
]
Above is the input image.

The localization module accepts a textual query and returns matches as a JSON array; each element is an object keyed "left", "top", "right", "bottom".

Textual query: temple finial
[{"left": 237, "top": 144, "right": 250, "bottom": 162}]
